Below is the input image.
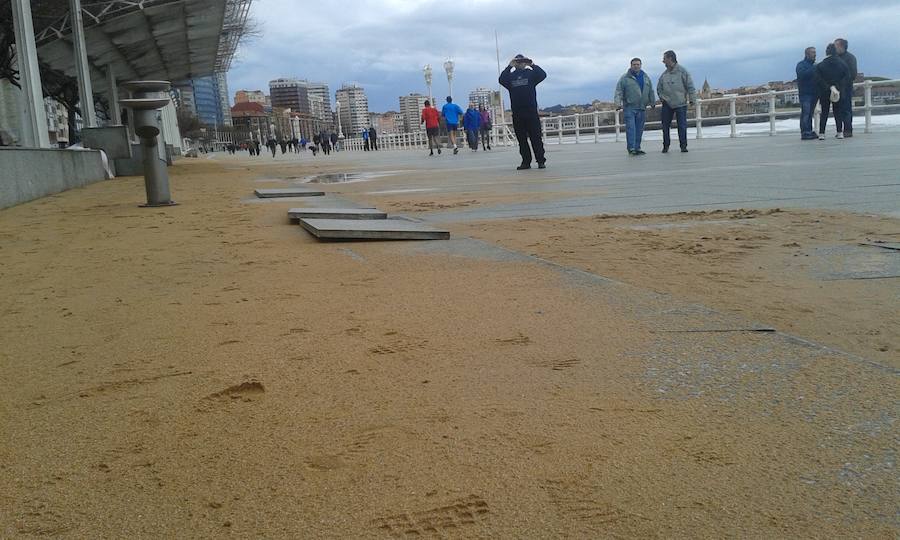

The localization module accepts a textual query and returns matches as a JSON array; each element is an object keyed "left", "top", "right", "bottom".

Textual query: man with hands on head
[{"left": 499, "top": 54, "right": 547, "bottom": 170}]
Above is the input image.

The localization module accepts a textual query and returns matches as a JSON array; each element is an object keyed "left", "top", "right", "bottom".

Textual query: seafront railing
[{"left": 340, "top": 78, "right": 899, "bottom": 151}]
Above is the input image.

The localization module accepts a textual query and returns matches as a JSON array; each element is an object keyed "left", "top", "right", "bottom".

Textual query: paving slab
[
  {"left": 298, "top": 218, "right": 449, "bottom": 240},
  {"left": 254, "top": 188, "right": 324, "bottom": 198},
  {"left": 288, "top": 207, "right": 387, "bottom": 220}
]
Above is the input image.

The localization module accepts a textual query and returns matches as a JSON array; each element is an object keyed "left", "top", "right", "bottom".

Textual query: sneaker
[
  {"left": 516, "top": 163, "right": 531, "bottom": 170},
  {"left": 635, "top": 150, "right": 646, "bottom": 155},
  {"left": 681, "top": 147, "right": 689, "bottom": 153},
  {"left": 453, "top": 147, "right": 459, "bottom": 154},
  {"left": 836, "top": 133, "right": 844, "bottom": 139},
  {"left": 438, "top": 148, "right": 442, "bottom": 154},
  {"left": 818, "top": 133, "right": 825, "bottom": 140},
  {"left": 627, "top": 149, "right": 635, "bottom": 155},
  {"left": 844, "top": 131, "right": 853, "bottom": 138},
  {"left": 538, "top": 162, "right": 546, "bottom": 169},
  {"left": 662, "top": 146, "right": 669, "bottom": 153}
]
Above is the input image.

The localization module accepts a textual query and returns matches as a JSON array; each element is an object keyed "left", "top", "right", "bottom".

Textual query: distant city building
[
  {"left": 468, "top": 87, "right": 493, "bottom": 109},
  {"left": 174, "top": 74, "right": 229, "bottom": 127},
  {"left": 234, "top": 90, "right": 268, "bottom": 107},
  {"left": 217, "top": 72, "right": 232, "bottom": 126},
  {"left": 336, "top": 83, "right": 369, "bottom": 137},
  {"left": 307, "top": 82, "right": 332, "bottom": 121},
  {"left": 231, "top": 101, "right": 269, "bottom": 141},
  {"left": 378, "top": 111, "right": 404, "bottom": 134},
  {"left": 269, "top": 78, "right": 311, "bottom": 115},
  {"left": 399, "top": 93, "right": 428, "bottom": 132}
]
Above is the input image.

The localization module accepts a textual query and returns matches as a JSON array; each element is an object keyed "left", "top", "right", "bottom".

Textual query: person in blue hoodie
[
  {"left": 499, "top": 54, "right": 547, "bottom": 169},
  {"left": 463, "top": 103, "right": 482, "bottom": 151},
  {"left": 442, "top": 96, "right": 464, "bottom": 154},
  {"left": 795, "top": 47, "right": 819, "bottom": 140}
]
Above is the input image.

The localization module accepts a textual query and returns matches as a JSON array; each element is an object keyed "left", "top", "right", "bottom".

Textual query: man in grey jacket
[
  {"left": 614, "top": 58, "right": 655, "bottom": 155},
  {"left": 657, "top": 50, "right": 696, "bottom": 153}
]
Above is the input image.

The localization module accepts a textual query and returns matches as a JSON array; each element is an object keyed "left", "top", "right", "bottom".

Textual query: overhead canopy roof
[{"left": 17, "top": 0, "right": 251, "bottom": 93}]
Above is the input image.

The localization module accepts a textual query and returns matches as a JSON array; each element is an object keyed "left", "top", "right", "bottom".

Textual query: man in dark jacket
[
  {"left": 795, "top": 47, "right": 819, "bottom": 140},
  {"left": 499, "top": 54, "right": 547, "bottom": 170},
  {"left": 834, "top": 38, "right": 858, "bottom": 137},
  {"left": 368, "top": 126, "right": 378, "bottom": 151},
  {"left": 815, "top": 43, "right": 850, "bottom": 139}
]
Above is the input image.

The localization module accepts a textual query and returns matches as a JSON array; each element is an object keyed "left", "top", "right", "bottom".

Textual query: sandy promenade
[{"left": 1, "top": 153, "right": 898, "bottom": 538}]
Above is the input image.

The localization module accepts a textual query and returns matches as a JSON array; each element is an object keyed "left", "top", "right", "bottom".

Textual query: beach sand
[{"left": 1, "top": 158, "right": 897, "bottom": 538}]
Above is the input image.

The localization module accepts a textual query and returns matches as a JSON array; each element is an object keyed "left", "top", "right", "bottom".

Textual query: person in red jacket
[{"left": 421, "top": 100, "right": 442, "bottom": 156}]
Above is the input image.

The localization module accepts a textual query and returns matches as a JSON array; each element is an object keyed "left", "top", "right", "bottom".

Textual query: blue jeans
[
  {"left": 799, "top": 94, "right": 817, "bottom": 138},
  {"left": 661, "top": 103, "right": 688, "bottom": 149},
  {"left": 624, "top": 107, "right": 645, "bottom": 151}
]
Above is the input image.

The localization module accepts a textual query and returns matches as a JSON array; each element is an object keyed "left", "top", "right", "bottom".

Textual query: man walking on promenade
[
  {"left": 463, "top": 103, "right": 481, "bottom": 151},
  {"left": 421, "top": 100, "right": 442, "bottom": 156},
  {"left": 834, "top": 38, "right": 858, "bottom": 137},
  {"left": 442, "top": 96, "right": 464, "bottom": 154},
  {"left": 368, "top": 126, "right": 379, "bottom": 150},
  {"left": 479, "top": 105, "right": 492, "bottom": 150},
  {"left": 362, "top": 127, "right": 370, "bottom": 151},
  {"left": 657, "top": 50, "right": 696, "bottom": 153},
  {"left": 499, "top": 54, "right": 547, "bottom": 170},
  {"left": 615, "top": 58, "right": 655, "bottom": 156},
  {"left": 796, "top": 47, "right": 819, "bottom": 140},
  {"left": 815, "top": 43, "right": 850, "bottom": 139}
]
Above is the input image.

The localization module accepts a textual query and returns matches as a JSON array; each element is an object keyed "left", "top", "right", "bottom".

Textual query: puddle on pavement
[{"left": 300, "top": 170, "right": 409, "bottom": 184}]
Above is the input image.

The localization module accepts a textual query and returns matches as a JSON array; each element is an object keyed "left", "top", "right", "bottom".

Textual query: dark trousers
[
  {"left": 480, "top": 127, "right": 491, "bottom": 149},
  {"left": 799, "top": 94, "right": 817, "bottom": 138},
  {"left": 661, "top": 102, "right": 688, "bottom": 149},
  {"left": 841, "top": 85, "right": 853, "bottom": 134},
  {"left": 363, "top": 139, "right": 369, "bottom": 151},
  {"left": 370, "top": 138, "right": 378, "bottom": 150},
  {"left": 465, "top": 128, "right": 478, "bottom": 149},
  {"left": 818, "top": 96, "right": 846, "bottom": 133},
  {"left": 512, "top": 109, "right": 545, "bottom": 165}
]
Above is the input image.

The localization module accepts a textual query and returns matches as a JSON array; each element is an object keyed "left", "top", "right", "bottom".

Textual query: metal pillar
[
  {"left": 768, "top": 91, "right": 776, "bottom": 136},
  {"left": 696, "top": 98, "right": 703, "bottom": 139},
  {"left": 69, "top": 0, "right": 96, "bottom": 127},
  {"left": 11, "top": 0, "right": 50, "bottom": 148},
  {"left": 864, "top": 80, "right": 873, "bottom": 134},
  {"left": 106, "top": 66, "right": 121, "bottom": 125}
]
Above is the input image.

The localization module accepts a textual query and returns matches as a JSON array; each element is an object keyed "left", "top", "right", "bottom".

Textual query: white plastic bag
[{"left": 829, "top": 85, "right": 841, "bottom": 103}]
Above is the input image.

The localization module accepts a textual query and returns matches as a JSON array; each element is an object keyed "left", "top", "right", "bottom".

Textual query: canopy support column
[{"left": 11, "top": 0, "right": 50, "bottom": 147}]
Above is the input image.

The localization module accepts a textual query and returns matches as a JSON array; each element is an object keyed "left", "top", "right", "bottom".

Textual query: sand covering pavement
[{"left": 1, "top": 158, "right": 897, "bottom": 537}]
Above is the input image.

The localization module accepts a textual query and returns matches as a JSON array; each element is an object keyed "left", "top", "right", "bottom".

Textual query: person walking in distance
[
  {"left": 368, "top": 125, "right": 379, "bottom": 150},
  {"left": 796, "top": 47, "right": 820, "bottom": 140},
  {"left": 479, "top": 104, "right": 492, "bottom": 150},
  {"left": 499, "top": 53, "right": 547, "bottom": 169},
  {"left": 463, "top": 103, "right": 481, "bottom": 151},
  {"left": 442, "top": 96, "right": 464, "bottom": 154},
  {"left": 421, "top": 100, "right": 442, "bottom": 156},
  {"left": 834, "top": 38, "right": 858, "bottom": 137},
  {"left": 657, "top": 50, "right": 696, "bottom": 153},
  {"left": 815, "top": 42, "right": 851, "bottom": 139},
  {"left": 361, "top": 128, "right": 370, "bottom": 151},
  {"left": 614, "top": 58, "right": 655, "bottom": 156}
]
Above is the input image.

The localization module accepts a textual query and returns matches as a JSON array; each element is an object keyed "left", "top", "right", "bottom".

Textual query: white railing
[{"left": 337, "top": 79, "right": 899, "bottom": 151}]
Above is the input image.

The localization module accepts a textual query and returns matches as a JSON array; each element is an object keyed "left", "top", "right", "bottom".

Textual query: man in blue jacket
[
  {"left": 499, "top": 54, "right": 547, "bottom": 170},
  {"left": 463, "top": 103, "right": 482, "bottom": 151},
  {"left": 796, "top": 47, "right": 819, "bottom": 140},
  {"left": 442, "top": 96, "right": 464, "bottom": 154}
]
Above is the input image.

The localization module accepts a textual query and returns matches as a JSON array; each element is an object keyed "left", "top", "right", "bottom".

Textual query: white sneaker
[
  {"left": 817, "top": 134, "right": 825, "bottom": 140},
  {"left": 836, "top": 133, "right": 844, "bottom": 139}
]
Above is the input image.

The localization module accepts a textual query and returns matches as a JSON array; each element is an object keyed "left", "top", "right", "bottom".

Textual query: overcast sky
[{"left": 227, "top": 0, "right": 900, "bottom": 112}]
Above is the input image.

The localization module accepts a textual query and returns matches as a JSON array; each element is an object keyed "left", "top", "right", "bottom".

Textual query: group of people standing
[
  {"left": 796, "top": 38, "right": 858, "bottom": 140},
  {"left": 614, "top": 50, "right": 696, "bottom": 156},
  {"left": 361, "top": 126, "right": 379, "bottom": 151}
]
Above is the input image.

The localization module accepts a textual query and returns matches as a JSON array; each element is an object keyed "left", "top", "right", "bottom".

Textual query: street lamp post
[
  {"left": 423, "top": 64, "right": 433, "bottom": 102},
  {"left": 443, "top": 58, "right": 454, "bottom": 99},
  {"left": 336, "top": 100, "right": 344, "bottom": 139}
]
